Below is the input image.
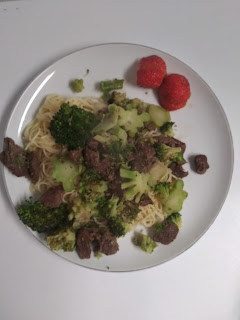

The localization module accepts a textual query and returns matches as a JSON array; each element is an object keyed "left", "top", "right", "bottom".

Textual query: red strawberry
[
  {"left": 158, "top": 74, "right": 191, "bottom": 111},
  {"left": 137, "top": 55, "right": 167, "bottom": 88}
]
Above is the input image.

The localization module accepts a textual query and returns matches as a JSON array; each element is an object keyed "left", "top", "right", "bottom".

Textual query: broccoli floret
[
  {"left": 117, "top": 105, "right": 150, "bottom": 137},
  {"left": 120, "top": 168, "right": 151, "bottom": 203},
  {"left": 172, "top": 152, "right": 186, "bottom": 164},
  {"left": 70, "top": 79, "right": 84, "bottom": 93},
  {"left": 148, "top": 104, "right": 171, "bottom": 127},
  {"left": 160, "top": 122, "right": 175, "bottom": 137},
  {"left": 100, "top": 79, "right": 124, "bottom": 99},
  {"left": 109, "top": 91, "right": 129, "bottom": 107},
  {"left": 92, "top": 104, "right": 119, "bottom": 135},
  {"left": 78, "top": 168, "right": 102, "bottom": 195},
  {"left": 68, "top": 196, "right": 100, "bottom": 230},
  {"left": 97, "top": 196, "right": 138, "bottom": 237},
  {"left": 107, "top": 216, "right": 130, "bottom": 237},
  {"left": 17, "top": 199, "right": 68, "bottom": 233},
  {"left": 46, "top": 225, "right": 76, "bottom": 251},
  {"left": 155, "top": 182, "right": 170, "bottom": 202},
  {"left": 52, "top": 157, "right": 81, "bottom": 192},
  {"left": 133, "top": 234, "right": 157, "bottom": 253},
  {"left": 155, "top": 143, "right": 182, "bottom": 165},
  {"left": 154, "top": 213, "right": 182, "bottom": 234},
  {"left": 168, "top": 212, "right": 182, "bottom": 228},
  {"left": 50, "top": 103, "right": 99, "bottom": 150},
  {"left": 163, "top": 180, "right": 188, "bottom": 215}
]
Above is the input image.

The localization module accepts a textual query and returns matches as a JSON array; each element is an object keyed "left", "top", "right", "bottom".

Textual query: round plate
[{"left": 2, "top": 43, "right": 234, "bottom": 272}]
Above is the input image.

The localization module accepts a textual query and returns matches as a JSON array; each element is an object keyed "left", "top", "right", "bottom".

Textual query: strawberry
[
  {"left": 158, "top": 74, "right": 191, "bottom": 111},
  {"left": 137, "top": 55, "right": 167, "bottom": 88}
]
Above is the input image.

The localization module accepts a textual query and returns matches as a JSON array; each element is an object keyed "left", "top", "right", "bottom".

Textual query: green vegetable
[
  {"left": 52, "top": 157, "right": 81, "bottom": 192},
  {"left": 17, "top": 199, "right": 68, "bottom": 233},
  {"left": 70, "top": 79, "right": 84, "bottom": 93},
  {"left": 97, "top": 196, "right": 139, "bottom": 237},
  {"left": 120, "top": 168, "right": 151, "bottom": 203},
  {"left": 68, "top": 196, "right": 99, "bottom": 230},
  {"left": 50, "top": 103, "right": 99, "bottom": 150},
  {"left": 155, "top": 143, "right": 182, "bottom": 165},
  {"left": 160, "top": 121, "right": 175, "bottom": 137},
  {"left": 168, "top": 212, "right": 182, "bottom": 228},
  {"left": 173, "top": 152, "right": 186, "bottom": 164},
  {"left": 155, "top": 182, "right": 170, "bottom": 202},
  {"left": 148, "top": 104, "right": 170, "bottom": 127},
  {"left": 92, "top": 104, "right": 119, "bottom": 135},
  {"left": 133, "top": 234, "right": 157, "bottom": 253},
  {"left": 46, "top": 225, "right": 76, "bottom": 251},
  {"left": 78, "top": 168, "right": 102, "bottom": 195},
  {"left": 154, "top": 212, "right": 182, "bottom": 233},
  {"left": 117, "top": 105, "right": 150, "bottom": 137},
  {"left": 100, "top": 79, "right": 124, "bottom": 99},
  {"left": 162, "top": 180, "right": 188, "bottom": 215},
  {"left": 109, "top": 91, "right": 129, "bottom": 107}
]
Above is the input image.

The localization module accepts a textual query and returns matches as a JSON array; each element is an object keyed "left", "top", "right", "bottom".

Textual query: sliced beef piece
[
  {"left": 76, "top": 227, "right": 98, "bottom": 259},
  {"left": 144, "top": 122, "right": 157, "bottom": 131},
  {"left": 83, "top": 139, "right": 118, "bottom": 181},
  {"left": 0, "top": 137, "right": 29, "bottom": 178},
  {"left": 76, "top": 227, "right": 119, "bottom": 259},
  {"left": 96, "top": 232, "right": 119, "bottom": 256},
  {"left": 152, "top": 220, "right": 179, "bottom": 245},
  {"left": 27, "top": 151, "right": 40, "bottom": 183},
  {"left": 194, "top": 154, "right": 209, "bottom": 174},
  {"left": 39, "top": 185, "right": 64, "bottom": 208},
  {"left": 108, "top": 179, "right": 124, "bottom": 198},
  {"left": 169, "top": 162, "right": 188, "bottom": 178},
  {"left": 139, "top": 194, "right": 153, "bottom": 206},
  {"left": 155, "top": 136, "right": 186, "bottom": 153},
  {"left": 68, "top": 149, "right": 82, "bottom": 164},
  {"left": 129, "top": 143, "right": 156, "bottom": 173}
]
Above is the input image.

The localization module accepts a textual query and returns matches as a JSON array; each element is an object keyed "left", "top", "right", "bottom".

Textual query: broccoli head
[
  {"left": 162, "top": 179, "right": 188, "bottom": 215},
  {"left": 100, "top": 79, "right": 124, "bottom": 99},
  {"left": 133, "top": 234, "right": 157, "bottom": 253},
  {"left": 17, "top": 198, "right": 68, "bottom": 233},
  {"left": 92, "top": 104, "right": 119, "bottom": 135},
  {"left": 50, "top": 103, "right": 99, "bottom": 150},
  {"left": 52, "top": 157, "right": 81, "bottom": 192},
  {"left": 70, "top": 79, "right": 84, "bottom": 93},
  {"left": 160, "top": 122, "right": 175, "bottom": 137},
  {"left": 97, "top": 196, "right": 138, "bottom": 237},
  {"left": 154, "top": 143, "right": 182, "bottom": 165},
  {"left": 68, "top": 196, "right": 99, "bottom": 230},
  {"left": 46, "top": 225, "right": 76, "bottom": 251},
  {"left": 120, "top": 168, "right": 151, "bottom": 203},
  {"left": 117, "top": 105, "right": 150, "bottom": 137},
  {"left": 168, "top": 212, "right": 182, "bottom": 228},
  {"left": 154, "top": 182, "right": 170, "bottom": 202}
]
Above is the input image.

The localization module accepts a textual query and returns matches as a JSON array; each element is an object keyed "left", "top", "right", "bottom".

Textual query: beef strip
[
  {"left": 0, "top": 137, "right": 29, "bottom": 178},
  {"left": 39, "top": 185, "right": 64, "bottom": 208},
  {"left": 152, "top": 220, "right": 179, "bottom": 245},
  {"left": 194, "top": 154, "right": 209, "bottom": 174},
  {"left": 68, "top": 149, "right": 82, "bottom": 164},
  {"left": 76, "top": 227, "right": 119, "bottom": 259},
  {"left": 76, "top": 227, "right": 98, "bottom": 259},
  {"left": 139, "top": 194, "right": 153, "bottom": 206},
  {"left": 129, "top": 143, "right": 156, "bottom": 173},
  {"left": 27, "top": 151, "right": 40, "bottom": 183},
  {"left": 155, "top": 136, "right": 186, "bottom": 153},
  {"left": 144, "top": 122, "right": 157, "bottom": 131},
  {"left": 169, "top": 162, "right": 188, "bottom": 178},
  {"left": 95, "top": 232, "right": 119, "bottom": 256},
  {"left": 108, "top": 179, "right": 124, "bottom": 198},
  {"left": 83, "top": 139, "right": 119, "bottom": 181}
]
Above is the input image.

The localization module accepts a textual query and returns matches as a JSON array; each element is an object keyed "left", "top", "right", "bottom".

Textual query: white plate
[{"left": 2, "top": 43, "right": 233, "bottom": 272}]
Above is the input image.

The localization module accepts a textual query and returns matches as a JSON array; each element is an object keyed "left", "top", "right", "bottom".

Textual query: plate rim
[{"left": 1, "top": 42, "right": 235, "bottom": 272}]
